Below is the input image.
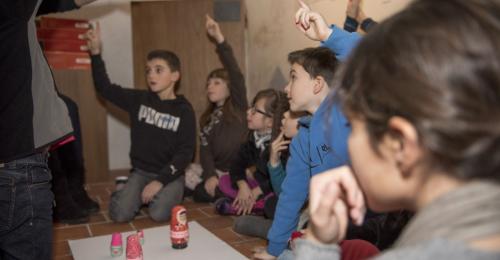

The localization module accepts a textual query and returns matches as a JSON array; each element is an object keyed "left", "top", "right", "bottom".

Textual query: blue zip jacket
[{"left": 266, "top": 25, "right": 361, "bottom": 257}]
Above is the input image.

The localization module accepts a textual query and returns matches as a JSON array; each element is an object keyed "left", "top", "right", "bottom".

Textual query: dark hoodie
[{"left": 90, "top": 54, "right": 196, "bottom": 185}]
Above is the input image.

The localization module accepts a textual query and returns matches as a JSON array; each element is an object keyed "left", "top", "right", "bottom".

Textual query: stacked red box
[
  {"left": 44, "top": 51, "right": 91, "bottom": 70},
  {"left": 37, "top": 17, "right": 91, "bottom": 70},
  {"left": 39, "top": 17, "right": 91, "bottom": 29}
]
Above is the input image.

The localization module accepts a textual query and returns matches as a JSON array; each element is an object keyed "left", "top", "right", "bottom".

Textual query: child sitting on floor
[{"left": 215, "top": 89, "right": 289, "bottom": 216}]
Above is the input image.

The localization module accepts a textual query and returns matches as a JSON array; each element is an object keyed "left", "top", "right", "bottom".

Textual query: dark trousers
[
  {"left": 0, "top": 152, "right": 53, "bottom": 259},
  {"left": 49, "top": 140, "right": 86, "bottom": 203},
  {"left": 51, "top": 94, "right": 87, "bottom": 202}
]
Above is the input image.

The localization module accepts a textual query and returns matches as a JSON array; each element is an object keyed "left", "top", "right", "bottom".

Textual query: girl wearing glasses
[{"left": 215, "top": 89, "right": 289, "bottom": 216}]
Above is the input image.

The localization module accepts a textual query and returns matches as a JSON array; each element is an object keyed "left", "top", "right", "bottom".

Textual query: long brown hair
[
  {"left": 200, "top": 68, "right": 245, "bottom": 128},
  {"left": 331, "top": 0, "right": 500, "bottom": 182}
]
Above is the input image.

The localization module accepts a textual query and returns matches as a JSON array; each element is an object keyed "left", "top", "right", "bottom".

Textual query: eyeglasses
[{"left": 249, "top": 107, "right": 272, "bottom": 117}]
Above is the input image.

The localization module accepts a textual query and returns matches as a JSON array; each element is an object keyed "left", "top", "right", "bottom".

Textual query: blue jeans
[
  {"left": 109, "top": 168, "right": 184, "bottom": 222},
  {"left": 0, "top": 152, "right": 54, "bottom": 260}
]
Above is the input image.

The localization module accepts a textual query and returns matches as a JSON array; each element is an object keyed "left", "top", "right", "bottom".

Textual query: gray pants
[{"left": 109, "top": 168, "right": 184, "bottom": 222}]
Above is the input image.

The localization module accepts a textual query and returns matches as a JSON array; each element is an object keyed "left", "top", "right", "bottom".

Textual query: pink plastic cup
[
  {"left": 137, "top": 230, "right": 144, "bottom": 245},
  {"left": 110, "top": 232, "right": 123, "bottom": 257}
]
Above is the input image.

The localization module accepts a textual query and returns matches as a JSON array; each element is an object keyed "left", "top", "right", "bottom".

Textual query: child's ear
[
  {"left": 385, "top": 116, "right": 422, "bottom": 176},
  {"left": 312, "top": 76, "right": 326, "bottom": 95},
  {"left": 171, "top": 71, "right": 180, "bottom": 83}
]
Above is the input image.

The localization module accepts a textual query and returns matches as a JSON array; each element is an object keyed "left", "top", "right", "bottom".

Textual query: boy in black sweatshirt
[{"left": 86, "top": 24, "right": 195, "bottom": 222}]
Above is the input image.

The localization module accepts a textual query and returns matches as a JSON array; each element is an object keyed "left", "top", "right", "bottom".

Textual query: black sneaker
[
  {"left": 73, "top": 191, "right": 100, "bottom": 214},
  {"left": 53, "top": 200, "right": 90, "bottom": 225}
]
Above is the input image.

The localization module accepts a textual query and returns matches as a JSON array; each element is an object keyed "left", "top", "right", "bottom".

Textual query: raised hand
[
  {"left": 307, "top": 166, "right": 366, "bottom": 244},
  {"left": 346, "top": 0, "right": 361, "bottom": 19},
  {"left": 206, "top": 14, "right": 225, "bottom": 44},
  {"left": 85, "top": 22, "right": 102, "bottom": 55},
  {"left": 269, "top": 131, "right": 290, "bottom": 167},
  {"left": 294, "top": 0, "right": 333, "bottom": 42},
  {"left": 357, "top": 8, "right": 368, "bottom": 23}
]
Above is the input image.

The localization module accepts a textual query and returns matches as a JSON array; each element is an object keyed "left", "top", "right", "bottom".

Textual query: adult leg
[
  {"left": 49, "top": 149, "right": 89, "bottom": 224},
  {"left": 0, "top": 153, "right": 54, "bottom": 260},
  {"left": 59, "top": 95, "right": 100, "bottom": 214}
]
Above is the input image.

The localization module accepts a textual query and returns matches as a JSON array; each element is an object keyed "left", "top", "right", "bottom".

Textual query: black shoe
[
  {"left": 54, "top": 200, "right": 90, "bottom": 225},
  {"left": 72, "top": 191, "right": 100, "bottom": 214}
]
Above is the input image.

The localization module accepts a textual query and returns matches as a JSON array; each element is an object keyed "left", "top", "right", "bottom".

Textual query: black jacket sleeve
[
  {"left": 215, "top": 41, "right": 248, "bottom": 111},
  {"left": 346, "top": 210, "right": 413, "bottom": 250},
  {"left": 229, "top": 140, "right": 254, "bottom": 185},
  {"left": 361, "top": 18, "right": 378, "bottom": 33},
  {"left": 90, "top": 54, "right": 139, "bottom": 112},
  {"left": 156, "top": 106, "right": 196, "bottom": 185},
  {"left": 200, "top": 142, "right": 217, "bottom": 179},
  {"left": 343, "top": 16, "right": 359, "bottom": 33},
  {"left": 37, "top": 0, "right": 79, "bottom": 16},
  {"left": 258, "top": 175, "right": 273, "bottom": 195}
]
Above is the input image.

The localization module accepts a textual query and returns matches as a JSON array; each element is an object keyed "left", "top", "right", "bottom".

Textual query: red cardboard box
[
  {"left": 40, "top": 39, "right": 88, "bottom": 52},
  {"left": 37, "top": 28, "right": 88, "bottom": 41},
  {"left": 39, "top": 17, "right": 91, "bottom": 29},
  {"left": 44, "top": 51, "right": 91, "bottom": 70}
]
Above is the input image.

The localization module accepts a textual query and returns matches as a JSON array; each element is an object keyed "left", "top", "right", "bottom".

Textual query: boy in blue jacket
[{"left": 254, "top": 2, "right": 362, "bottom": 259}]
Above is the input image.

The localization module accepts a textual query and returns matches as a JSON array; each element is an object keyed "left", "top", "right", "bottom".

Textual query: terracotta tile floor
[{"left": 52, "top": 173, "right": 266, "bottom": 259}]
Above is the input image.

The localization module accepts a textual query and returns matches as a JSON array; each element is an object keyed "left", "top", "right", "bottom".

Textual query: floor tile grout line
[
  {"left": 86, "top": 224, "right": 93, "bottom": 237},
  {"left": 129, "top": 222, "right": 138, "bottom": 231},
  {"left": 197, "top": 208, "right": 212, "bottom": 217},
  {"left": 102, "top": 212, "right": 111, "bottom": 222}
]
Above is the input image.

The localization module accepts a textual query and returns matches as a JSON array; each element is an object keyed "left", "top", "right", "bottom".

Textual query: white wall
[
  {"left": 48, "top": 0, "right": 134, "bottom": 170},
  {"left": 245, "top": 0, "right": 413, "bottom": 99}
]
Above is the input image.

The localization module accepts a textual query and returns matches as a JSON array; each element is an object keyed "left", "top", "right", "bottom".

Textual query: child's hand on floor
[
  {"left": 141, "top": 180, "right": 164, "bottom": 204},
  {"left": 85, "top": 22, "right": 102, "bottom": 55},
  {"left": 204, "top": 176, "right": 219, "bottom": 197},
  {"left": 234, "top": 181, "right": 255, "bottom": 215},
  {"left": 270, "top": 131, "right": 290, "bottom": 167},
  {"left": 307, "top": 166, "right": 366, "bottom": 245},
  {"left": 294, "top": 0, "right": 333, "bottom": 42},
  {"left": 206, "top": 14, "right": 225, "bottom": 44}
]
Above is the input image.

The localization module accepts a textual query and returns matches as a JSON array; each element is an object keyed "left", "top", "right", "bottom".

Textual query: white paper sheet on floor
[{"left": 69, "top": 221, "right": 247, "bottom": 260}]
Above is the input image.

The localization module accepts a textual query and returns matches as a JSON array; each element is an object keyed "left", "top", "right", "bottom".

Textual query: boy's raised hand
[
  {"left": 346, "top": 0, "right": 361, "bottom": 19},
  {"left": 206, "top": 14, "right": 225, "bottom": 44},
  {"left": 307, "top": 166, "right": 366, "bottom": 244},
  {"left": 85, "top": 22, "right": 102, "bottom": 55},
  {"left": 294, "top": 0, "right": 333, "bottom": 42}
]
